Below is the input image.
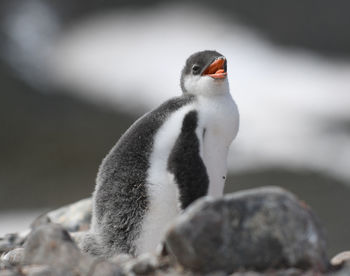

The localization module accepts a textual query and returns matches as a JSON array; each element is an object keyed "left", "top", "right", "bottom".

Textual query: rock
[
  {"left": 0, "top": 231, "right": 28, "bottom": 254},
  {"left": 30, "top": 214, "right": 52, "bottom": 229},
  {"left": 126, "top": 253, "right": 158, "bottom": 275},
  {"left": 29, "top": 198, "right": 92, "bottom": 232},
  {"left": 46, "top": 198, "right": 92, "bottom": 232},
  {"left": 0, "top": 270, "right": 21, "bottom": 276},
  {"left": 331, "top": 251, "right": 350, "bottom": 266},
  {"left": 22, "top": 224, "right": 97, "bottom": 275},
  {"left": 112, "top": 252, "right": 181, "bottom": 276},
  {"left": 1, "top": 248, "right": 24, "bottom": 266},
  {"left": 23, "top": 224, "right": 81, "bottom": 266},
  {"left": 203, "top": 271, "right": 228, "bottom": 276},
  {"left": 21, "top": 265, "right": 53, "bottom": 276},
  {"left": 205, "top": 269, "right": 318, "bottom": 276},
  {"left": 90, "top": 261, "right": 124, "bottom": 276},
  {"left": 109, "top": 253, "right": 133, "bottom": 266},
  {"left": 230, "top": 272, "right": 260, "bottom": 276},
  {"left": 232, "top": 269, "right": 315, "bottom": 276},
  {"left": 0, "top": 197, "right": 93, "bottom": 259},
  {"left": 20, "top": 223, "right": 126, "bottom": 275},
  {"left": 334, "top": 260, "right": 350, "bottom": 276},
  {"left": 165, "top": 186, "right": 328, "bottom": 274}
]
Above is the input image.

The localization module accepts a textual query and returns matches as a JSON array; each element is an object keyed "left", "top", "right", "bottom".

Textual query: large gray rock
[{"left": 165, "top": 186, "right": 328, "bottom": 274}]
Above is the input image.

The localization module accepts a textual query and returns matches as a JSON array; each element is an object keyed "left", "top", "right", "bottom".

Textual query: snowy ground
[{"left": 47, "top": 4, "right": 350, "bottom": 184}]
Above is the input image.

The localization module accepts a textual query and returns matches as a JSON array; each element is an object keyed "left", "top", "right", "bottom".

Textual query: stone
[
  {"left": 1, "top": 248, "right": 24, "bottom": 266},
  {"left": 46, "top": 198, "right": 92, "bottom": 232},
  {"left": 69, "top": 231, "right": 88, "bottom": 247},
  {"left": 30, "top": 214, "right": 52, "bottom": 230},
  {"left": 20, "top": 223, "right": 126, "bottom": 275},
  {"left": 0, "top": 197, "right": 93, "bottom": 259},
  {"left": 122, "top": 253, "right": 158, "bottom": 275},
  {"left": 90, "top": 261, "right": 124, "bottom": 276},
  {"left": 130, "top": 255, "right": 156, "bottom": 275},
  {"left": 22, "top": 224, "right": 81, "bottom": 267},
  {"left": 21, "top": 265, "right": 53, "bottom": 276},
  {"left": 0, "top": 231, "right": 28, "bottom": 254},
  {"left": 203, "top": 271, "right": 229, "bottom": 276},
  {"left": 207, "top": 268, "right": 317, "bottom": 276},
  {"left": 0, "top": 270, "right": 21, "bottom": 276},
  {"left": 109, "top": 253, "right": 133, "bottom": 266},
  {"left": 22, "top": 224, "right": 97, "bottom": 275},
  {"left": 334, "top": 260, "right": 350, "bottom": 276},
  {"left": 331, "top": 251, "right": 350, "bottom": 266},
  {"left": 165, "top": 186, "right": 328, "bottom": 274}
]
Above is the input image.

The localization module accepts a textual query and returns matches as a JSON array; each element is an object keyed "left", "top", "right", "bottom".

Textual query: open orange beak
[{"left": 202, "top": 58, "right": 227, "bottom": 79}]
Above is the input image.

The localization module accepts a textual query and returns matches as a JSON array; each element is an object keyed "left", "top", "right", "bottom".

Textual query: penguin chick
[{"left": 81, "top": 50, "right": 239, "bottom": 257}]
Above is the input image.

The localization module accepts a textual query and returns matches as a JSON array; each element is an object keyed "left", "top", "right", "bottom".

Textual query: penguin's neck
[{"left": 184, "top": 77, "right": 230, "bottom": 98}]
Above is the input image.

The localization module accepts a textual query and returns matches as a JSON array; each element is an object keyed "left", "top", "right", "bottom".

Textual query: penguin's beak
[{"left": 202, "top": 58, "right": 227, "bottom": 79}]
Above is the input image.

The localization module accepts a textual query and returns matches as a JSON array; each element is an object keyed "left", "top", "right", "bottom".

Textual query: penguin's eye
[{"left": 192, "top": 65, "right": 200, "bottom": 75}]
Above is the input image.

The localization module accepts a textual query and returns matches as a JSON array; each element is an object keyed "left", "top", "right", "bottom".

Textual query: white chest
[
  {"left": 135, "top": 93, "right": 239, "bottom": 254},
  {"left": 197, "top": 94, "right": 239, "bottom": 146},
  {"left": 197, "top": 94, "right": 239, "bottom": 197}
]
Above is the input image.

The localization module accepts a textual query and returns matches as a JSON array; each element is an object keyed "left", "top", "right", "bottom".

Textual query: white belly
[
  {"left": 135, "top": 93, "right": 239, "bottom": 255},
  {"left": 198, "top": 93, "right": 239, "bottom": 197},
  {"left": 135, "top": 104, "right": 194, "bottom": 255}
]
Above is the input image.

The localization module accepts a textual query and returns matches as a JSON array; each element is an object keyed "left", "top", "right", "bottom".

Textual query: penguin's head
[{"left": 180, "top": 50, "right": 229, "bottom": 96}]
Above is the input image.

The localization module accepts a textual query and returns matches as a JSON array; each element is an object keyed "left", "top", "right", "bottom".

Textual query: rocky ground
[{"left": 0, "top": 186, "right": 349, "bottom": 276}]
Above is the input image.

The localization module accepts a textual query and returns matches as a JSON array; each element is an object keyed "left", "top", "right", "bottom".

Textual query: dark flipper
[
  {"left": 167, "top": 110, "right": 209, "bottom": 209},
  {"left": 93, "top": 94, "right": 195, "bottom": 255}
]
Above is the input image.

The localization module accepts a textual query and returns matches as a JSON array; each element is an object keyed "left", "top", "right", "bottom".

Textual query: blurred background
[{"left": 1, "top": 0, "right": 350, "bottom": 257}]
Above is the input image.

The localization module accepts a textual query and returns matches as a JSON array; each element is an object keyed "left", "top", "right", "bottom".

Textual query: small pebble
[
  {"left": 331, "top": 251, "right": 350, "bottom": 266},
  {"left": 126, "top": 253, "right": 158, "bottom": 275},
  {"left": 22, "top": 265, "right": 52, "bottom": 276},
  {"left": 2, "top": 248, "right": 24, "bottom": 266}
]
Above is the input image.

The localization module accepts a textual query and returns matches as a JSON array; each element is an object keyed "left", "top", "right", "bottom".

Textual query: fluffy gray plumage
[{"left": 80, "top": 50, "right": 230, "bottom": 257}]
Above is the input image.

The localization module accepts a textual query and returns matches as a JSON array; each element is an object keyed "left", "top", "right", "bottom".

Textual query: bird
[{"left": 80, "top": 50, "right": 239, "bottom": 258}]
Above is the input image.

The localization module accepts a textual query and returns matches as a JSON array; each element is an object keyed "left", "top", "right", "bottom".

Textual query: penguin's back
[{"left": 90, "top": 94, "right": 195, "bottom": 256}]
